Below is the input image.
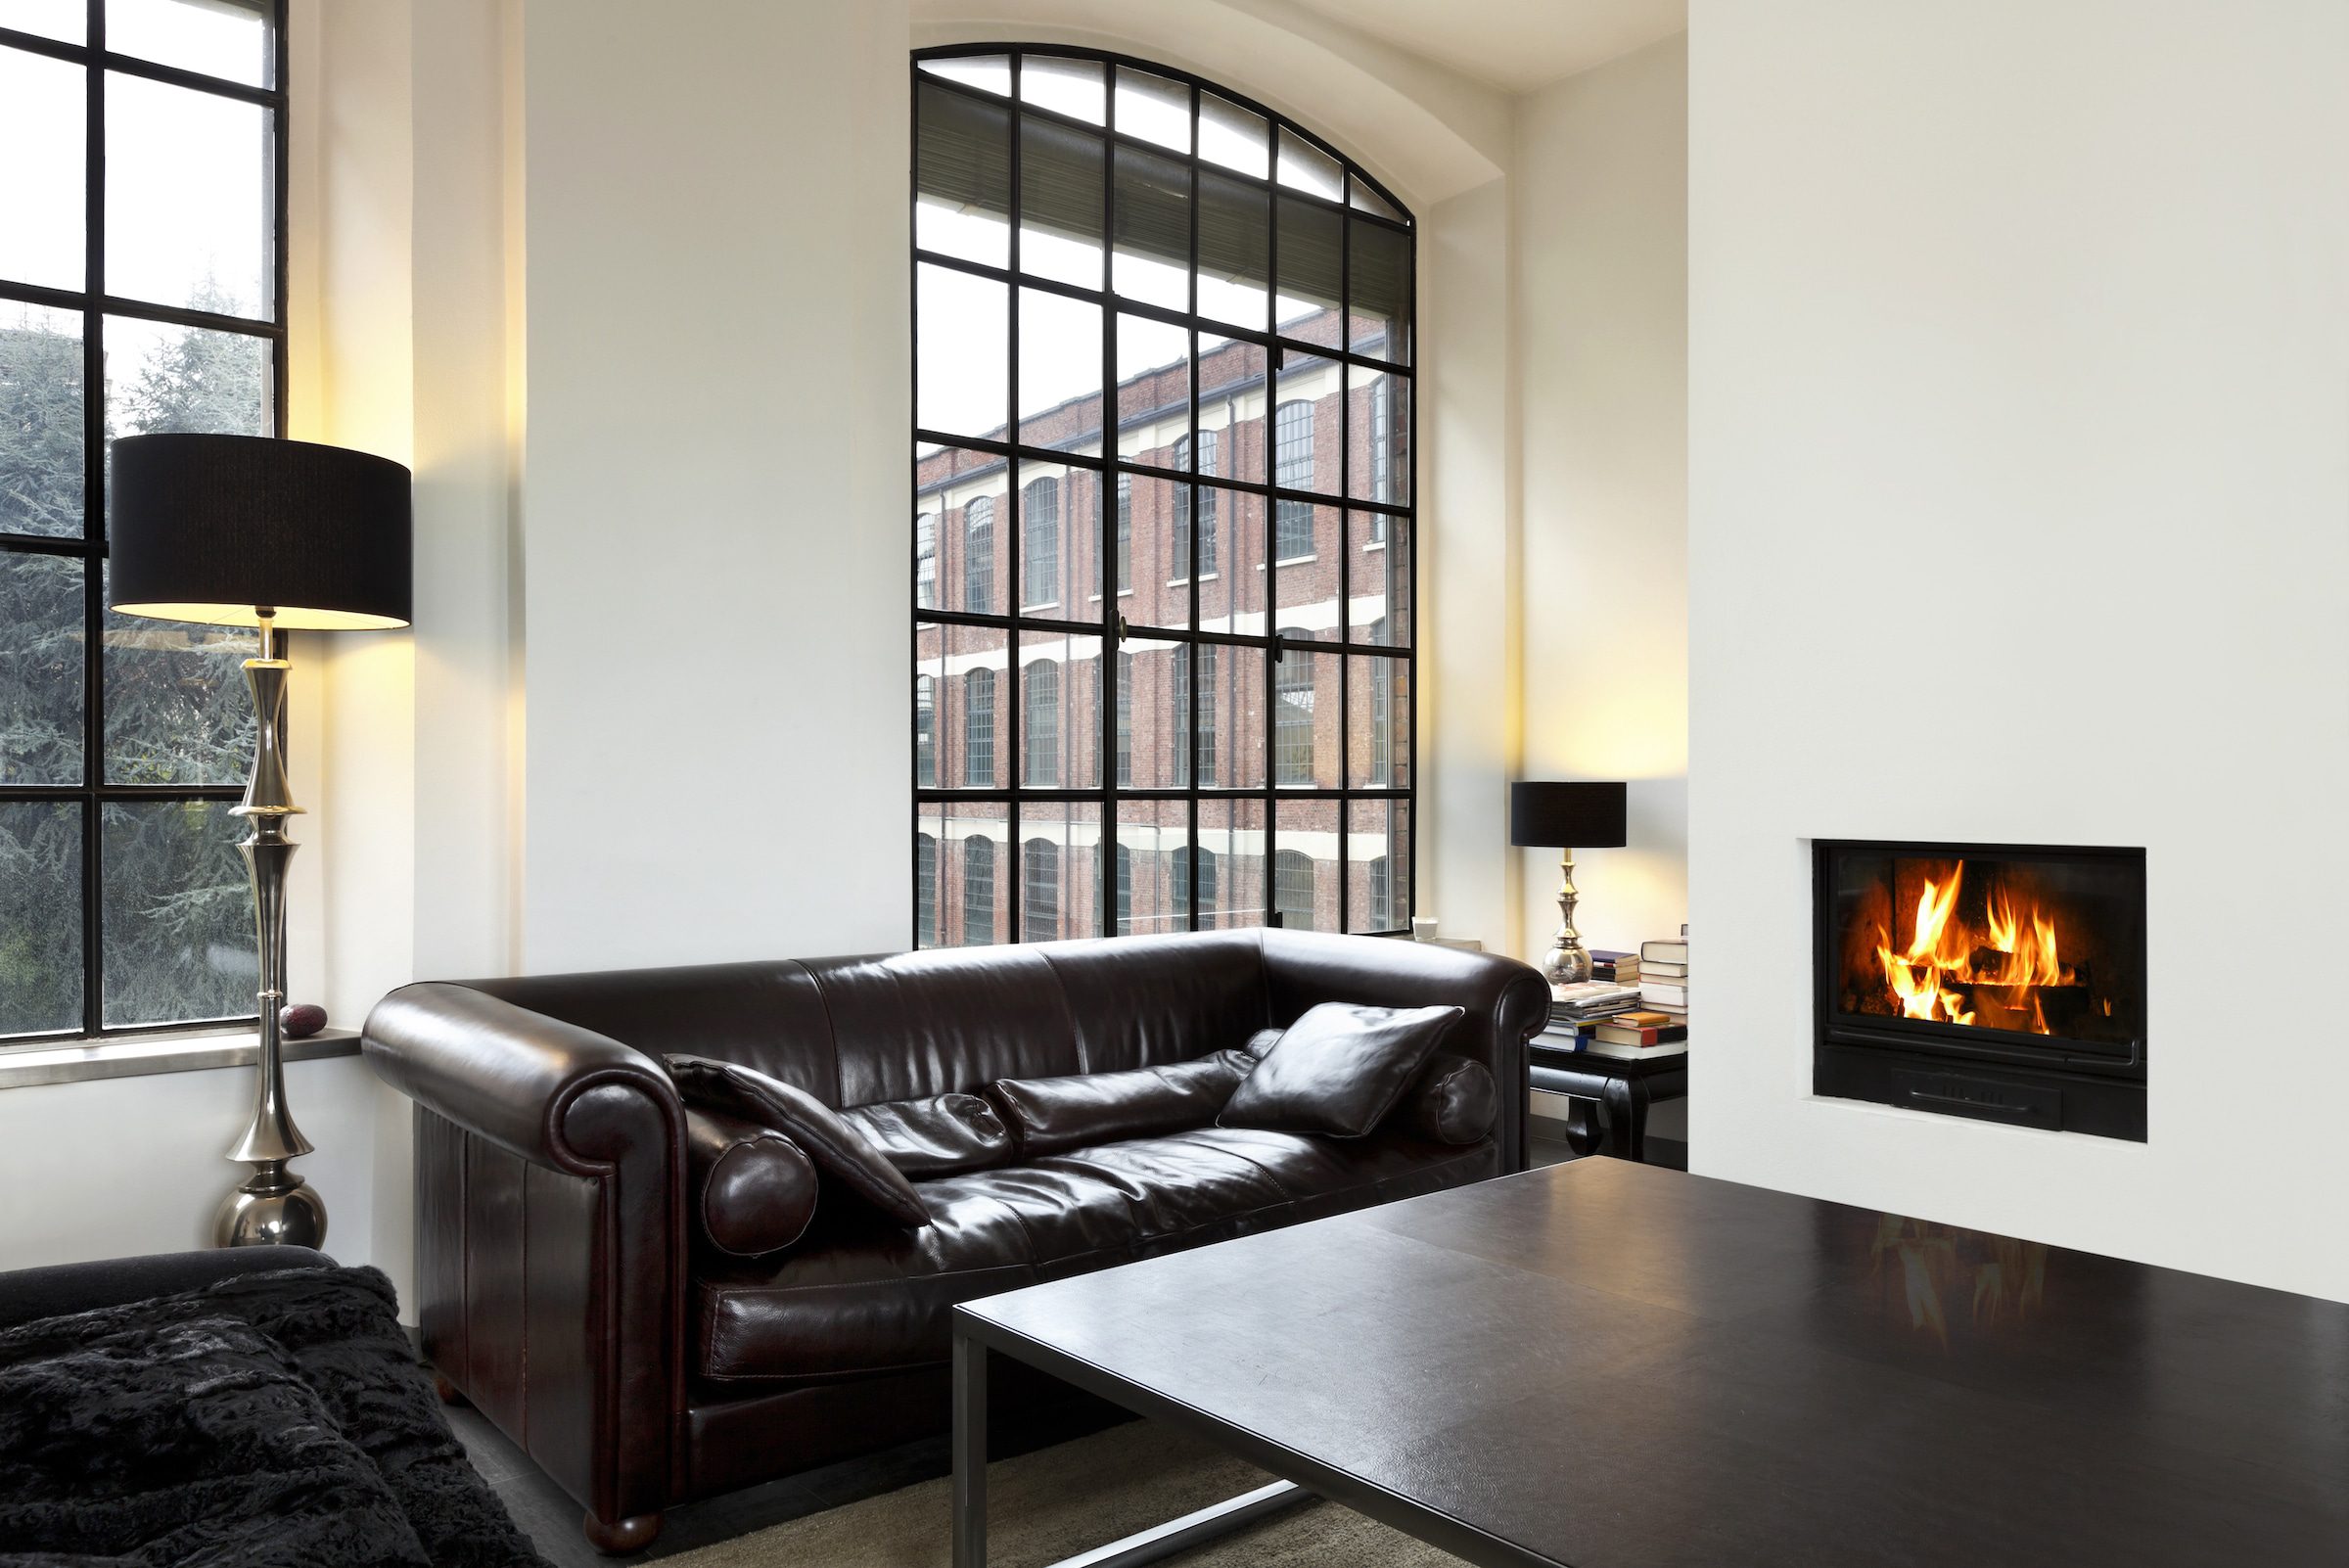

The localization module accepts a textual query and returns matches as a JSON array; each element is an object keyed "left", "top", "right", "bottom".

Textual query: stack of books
[
  {"left": 1583, "top": 1009, "right": 1686, "bottom": 1060},
  {"left": 1536, "top": 980, "right": 1642, "bottom": 1052},
  {"left": 1638, "top": 936, "right": 1689, "bottom": 1019},
  {"left": 1589, "top": 948, "right": 1639, "bottom": 985}
]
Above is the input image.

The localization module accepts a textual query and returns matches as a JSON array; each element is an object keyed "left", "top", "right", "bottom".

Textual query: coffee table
[{"left": 952, "top": 1157, "right": 2349, "bottom": 1567}]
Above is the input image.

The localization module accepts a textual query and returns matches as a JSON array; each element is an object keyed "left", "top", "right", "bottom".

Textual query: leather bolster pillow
[
  {"left": 1399, "top": 1054, "right": 1497, "bottom": 1145},
  {"left": 665, "top": 1054, "right": 931, "bottom": 1227},
  {"left": 683, "top": 1105, "right": 820, "bottom": 1258},
  {"left": 988, "top": 1049, "right": 1256, "bottom": 1159}
]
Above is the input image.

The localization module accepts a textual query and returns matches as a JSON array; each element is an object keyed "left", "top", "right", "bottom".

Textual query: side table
[{"left": 1529, "top": 1044, "right": 1687, "bottom": 1164}]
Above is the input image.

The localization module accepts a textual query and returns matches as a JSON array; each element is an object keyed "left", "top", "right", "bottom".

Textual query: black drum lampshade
[
  {"left": 109, "top": 433, "right": 413, "bottom": 629},
  {"left": 1508, "top": 781, "right": 1629, "bottom": 850}
]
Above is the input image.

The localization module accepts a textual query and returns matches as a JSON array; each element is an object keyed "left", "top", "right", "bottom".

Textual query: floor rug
[{"left": 661, "top": 1418, "right": 1465, "bottom": 1567}]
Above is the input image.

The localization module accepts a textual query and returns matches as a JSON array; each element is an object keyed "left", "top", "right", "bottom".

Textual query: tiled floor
[{"left": 458, "top": 1130, "right": 1604, "bottom": 1565}]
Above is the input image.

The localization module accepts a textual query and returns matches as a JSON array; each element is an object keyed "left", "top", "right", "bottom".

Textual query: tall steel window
[
  {"left": 1, "top": 1, "right": 288, "bottom": 1040},
  {"left": 913, "top": 45, "right": 1414, "bottom": 945}
]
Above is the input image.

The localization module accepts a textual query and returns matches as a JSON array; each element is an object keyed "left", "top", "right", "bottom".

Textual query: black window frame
[
  {"left": 1, "top": 2, "right": 290, "bottom": 1043},
  {"left": 911, "top": 44, "right": 1414, "bottom": 945}
]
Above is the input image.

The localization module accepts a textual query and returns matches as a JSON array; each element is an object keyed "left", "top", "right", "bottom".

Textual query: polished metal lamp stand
[
  {"left": 106, "top": 432, "right": 412, "bottom": 1249},
  {"left": 214, "top": 613, "right": 326, "bottom": 1248},
  {"left": 1542, "top": 847, "right": 1591, "bottom": 988}
]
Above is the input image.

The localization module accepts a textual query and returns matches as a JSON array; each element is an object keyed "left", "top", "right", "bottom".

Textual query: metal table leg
[{"left": 953, "top": 1330, "right": 987, "bottom": 1568}]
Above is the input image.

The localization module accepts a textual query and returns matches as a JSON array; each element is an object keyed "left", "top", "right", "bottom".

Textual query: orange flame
[{"left": 1872, "top": 861, "right": 2077, "bottom": 1035}]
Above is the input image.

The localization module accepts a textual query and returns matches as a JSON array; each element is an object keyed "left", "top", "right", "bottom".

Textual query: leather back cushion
[
  {"left": 1221, "top": 1002, "right": 1464, "bottom": 1137},
  {"left": 837, "top": 1094, "right": 1015, "bottom": 1177},
  {"left": 988, "top": 1049, "right": 1257, "bottom": 1159},
  {"left": 799, "top": 948, "right": 1083, "bottom": 1104},
  {"left": 683, "top": 1106, "right": 820, "bottom": 1257},
  {"left": 666, "top": 1056, "right": 931, "bottom": 1227},
  {"left": 1397, "top": 1055, "right": 1497, "bottom": 1145},
  {"left": 1035, "top": 933, "right": 1269, "bottom": 1073}
]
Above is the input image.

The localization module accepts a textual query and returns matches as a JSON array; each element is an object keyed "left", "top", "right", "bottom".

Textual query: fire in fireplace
[{"left": 1815, "top": 841, "right": 2145, "bottom": 1140}]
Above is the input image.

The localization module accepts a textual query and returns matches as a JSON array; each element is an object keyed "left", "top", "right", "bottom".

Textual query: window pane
[
  {"left": 1020, "top": 629, "right": 1098, "bottom": 789},
  {"left": 101, "top": 797, "right": 253, "bottom": 1028},
  {"left": 0, "top": 550, "right": 84, "bottom": 784},
  {"left": 0, "top": 798, "right": 81, "bottom": 1036},
  {"left": 1119, "top": 635, "right": 1177, "bottom": 789},
  {"left": 1198, "top": 487, "right": 1264, "bottom": 637},
  {"left": 918, "top": 798, "right": 1007, "bottom": 945},
  {"left": 1017, "top": 289, "right": 1100, "bottom": 448},
  {"left": 1121, "top": 473, "right": 1183, "bottom": 625},
  {"left": 1019, "top": 115, "right": 1103, "bottom": 289},
  {"left": 1017, "top": 802, "right": 1100, "bottom": 940},
  {"left": 1273, "top": 502, "right": 1343, "bottom": 639},
  {"left": 1197, "top": 796, "right": 1264, "bottom": 929},
  {"left": 1348, "top": 511, "right": 1408, "bottom": 646},
  {"left": 1273, "top": 351, "right": 1339, "bottom": 502},
  {"left": 0, "top": 45, "right": 85, "bottom": 291},
  {"left": 916, "top": 621, "right": 1007, "bottom": 789},
  {"left": 111, "top": 0, "right": 275, "bottom": 87},
  {"left": 1347, "top": 798, "right": 1406, "bottom": 932},
  {"left": 1114, "top": 66, "right": 1189, "bottom": 153},
  {"left": 1197, "top": 334, "right": 1267, "bottom": 485},
  {"left": 919, "top": 54, "right": 1010, "bottom": 98},
  {"left": 915, "top": 264, "right": 1007, "bottom": 446},
  {"left": 1272, "top": 801, "right": 1333, "bottom": 930},
  {"left": 1114, "top": 313, "right": 1187, "bottom": 463},
  {"left": 1199, "top": 93, "right": 1267, "bottom": 179},
  {"left": 1272, "top": 639, "right": 1334, "bottom": 789},
  {"left": 914, "top": 828, "right": 941, "bottom": 946},
  {"left": 1274, "top": 194, "right": 1342, "bottom": 350},
  {"left": 1119, "top": 802, "right": 1188, "bottom": 935},
  {"left": 914, "top": 671, "right": 937, "bottom": 787},
  {"left": 1197, "top": 170, "right": 1268, "bottom": 333},
  {"left": 0, "top": 303, "right": 88, "bottom": 537},
  {"left": 1349, "top": 364, "right": 1409, "bottom": 504},
  {"left": 1348, "top": 652, "right": 1408, "bottom": 788},
  {"left": 919, "top": 445, "right": 1009, "bottom": 617},
  {"left": 1350, "top": 175, "right": 1405, "bottom": 223},
  {"left": 916, "top": 80, "right": 1010, "bottom": 267},
  {"left": 1350, "top": 217, "right": 1411, "bottom": 360},
  {"left": 104, "top": 567, "right": 256, "bottom": 785},
  {"left": 1016, "top": 460, "right": 1094, "bottom": 610},
  {"left": 1111, "top": 144, "right": 1188, "bottom": 311},
  {"left": 1204, "top": 635, "right": 1265, "bottom": 789},
  {"left": 1275, "top": 127, "right": 1343, "bottom": 201},
  {"left": 107, "top": 73, "right": 273, "bottom": 317},
  {"left": 1021, "top": 55, "right": 1104, "bottom": 124},
  {"left": 0, "top": 1, "right": 84, "bottom": 41}
]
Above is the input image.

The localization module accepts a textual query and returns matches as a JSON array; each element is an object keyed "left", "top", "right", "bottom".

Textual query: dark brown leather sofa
[{"left": 362, "top": 929, "right": 1547, "bottom": 1552}]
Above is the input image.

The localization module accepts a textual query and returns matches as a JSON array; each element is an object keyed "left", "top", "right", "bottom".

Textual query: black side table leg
[
  {"left": 1599, "top": 1076, "right": 1652, "bottom": 1163},
  {"left": 953, "top": 1330, "right": 987, "bottom": 1568}
]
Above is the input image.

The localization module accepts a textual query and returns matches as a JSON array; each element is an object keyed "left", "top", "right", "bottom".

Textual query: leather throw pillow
[
  {"left": 988, "top": 1049, "right": 1256, "bottom": 1159},
  {"left": 1220, "top": 1002, "right": 1464, "bottom": 1137},
  {"left": 665, "top": 1055, "right": 931, "bottom": 1227},
  {"left": 838, "top": 1093, "right": 1016, "bottom": 1178}
]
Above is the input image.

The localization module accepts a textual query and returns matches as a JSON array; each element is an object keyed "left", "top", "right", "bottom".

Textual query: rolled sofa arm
[
  {"left": 1257, "top": 930, "right": 1550, "bottom": 1172},
  {"left": 362, "top": 982, "right": 684, "bottom": 1548}
]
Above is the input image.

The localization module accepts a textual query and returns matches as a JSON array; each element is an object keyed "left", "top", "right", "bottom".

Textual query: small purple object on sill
[{"left": 281, "top": 1004, "right": 327, "bottom": 1040}]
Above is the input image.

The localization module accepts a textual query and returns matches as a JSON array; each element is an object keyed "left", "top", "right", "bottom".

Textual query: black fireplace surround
[{"left": 1814, "top": 840, "right": 2146, "bottom": 1141}]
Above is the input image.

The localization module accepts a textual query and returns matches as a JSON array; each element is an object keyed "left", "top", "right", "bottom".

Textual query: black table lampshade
[
  {"left": 109, "top": 433, "right": 413, "bottom": 629},
  {"left": 1509, "top": 781, "right": 1628, "bottom": 850}
]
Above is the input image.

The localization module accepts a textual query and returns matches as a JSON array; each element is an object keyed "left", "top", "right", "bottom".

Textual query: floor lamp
[{"left": 110, "top": 433, "right": 413, "bottom": 1248}]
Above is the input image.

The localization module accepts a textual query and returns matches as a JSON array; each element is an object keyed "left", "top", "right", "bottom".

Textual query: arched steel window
[
  {"left": 1024, "top": 659, "right": 1059, "bottom": 784},
  {"left": 912, "top": 44, "right": 1414, "bottom": 945},
  {"left": 1273, "top": 848, "right": 1315, "bottom": 931},
  {"left": 962, "top": 836, "right": 995, "bottom": 945}
]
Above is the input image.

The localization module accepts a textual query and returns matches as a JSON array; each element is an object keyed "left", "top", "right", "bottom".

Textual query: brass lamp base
[{"left": 1542, "top": 846, "right": 1593, "bottom": 989}]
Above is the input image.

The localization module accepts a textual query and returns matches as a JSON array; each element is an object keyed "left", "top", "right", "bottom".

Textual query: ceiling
[{"left": 1283, "top": 0, "right": 1686, "bottom": 94}]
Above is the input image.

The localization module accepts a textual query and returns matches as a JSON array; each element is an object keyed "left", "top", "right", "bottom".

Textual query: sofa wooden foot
[
  {"left": 583, "top": 1511, "right": 663, "bottom": 1555},
  {"left": 431, "top": 1370, "right": 468, "bottom": 1406}
]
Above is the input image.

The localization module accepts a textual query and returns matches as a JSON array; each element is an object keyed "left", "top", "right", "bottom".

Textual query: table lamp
[
  {"left": 1508, "top": 781, "right": 1628, "bottom": 989},
  {"left": 111, "top": 433, "right": 412, "bottom": 1247}
]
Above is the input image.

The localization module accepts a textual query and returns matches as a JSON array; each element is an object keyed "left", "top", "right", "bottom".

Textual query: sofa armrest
[
  {"left": 361, "top": 981, "right": 684, "bottom": 1542},
  {"left": 1258, "top": 931, "right": 1549, "bottom": 1171}
]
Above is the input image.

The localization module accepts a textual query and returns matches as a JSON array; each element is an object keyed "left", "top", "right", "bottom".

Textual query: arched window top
[{"left": 912, "top": 42, "right": 1412, "bottom": 948}]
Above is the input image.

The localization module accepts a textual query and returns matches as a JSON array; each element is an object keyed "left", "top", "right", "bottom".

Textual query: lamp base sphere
[
  {"left": 1542, "top": 943, "right": 1593, "bottom": 989},
  {"left": 215, "top": 1176, "right": 328, "bottom": 1249}
]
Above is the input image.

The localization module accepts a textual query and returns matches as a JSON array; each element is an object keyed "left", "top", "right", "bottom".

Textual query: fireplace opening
[{"left": 1814, "top": 841, "right": 2145, "bottom": 1141}]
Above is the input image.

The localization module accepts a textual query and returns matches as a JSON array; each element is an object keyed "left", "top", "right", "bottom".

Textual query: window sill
[
  {"left": 0, "top": 1026, "right": 362, "bottom": 1091},
  {"left": 1259, "top": 555, "right": 1317, "bottom": 570}
]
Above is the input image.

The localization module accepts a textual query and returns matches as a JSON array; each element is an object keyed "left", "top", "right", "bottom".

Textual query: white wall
[
  {"left": 1688, "top": 0, "right": 2349, "bottom": 1301},
  {"left": 517, "top": 0, "right": 913, "bottom": 971},
  {"left": 1513, "top": 36, "right": 1688, "bottom": 961}
]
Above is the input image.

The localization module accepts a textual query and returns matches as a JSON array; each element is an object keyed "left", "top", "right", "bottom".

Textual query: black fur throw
[{"left": 0, "top": 1265, "right": 547, "bottom": 1568}]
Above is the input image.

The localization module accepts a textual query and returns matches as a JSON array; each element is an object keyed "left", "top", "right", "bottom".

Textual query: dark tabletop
[{"left": 957, "top": 1159, "right": 2349, "bottom": 1568}]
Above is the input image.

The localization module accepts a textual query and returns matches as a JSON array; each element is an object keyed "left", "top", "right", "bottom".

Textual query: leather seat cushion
[{"left": 691, "top": 1129, "right": 1496, "bottom": 1384}]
